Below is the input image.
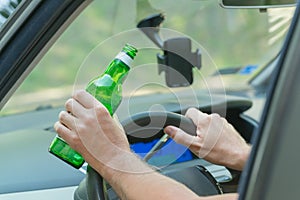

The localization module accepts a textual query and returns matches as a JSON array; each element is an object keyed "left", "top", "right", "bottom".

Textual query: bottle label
[{"left": 115, "top": 52, "right": 133, "bottom": 67}]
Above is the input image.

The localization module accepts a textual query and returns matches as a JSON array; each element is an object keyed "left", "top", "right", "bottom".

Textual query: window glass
[{"left": 1, "top": 0, "right": 295, "bottom": 119}]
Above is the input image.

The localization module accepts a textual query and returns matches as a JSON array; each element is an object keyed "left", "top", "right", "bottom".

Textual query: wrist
[
  {"left": 231, "top": 144, "right": 251, "bottom": 171},
  {"left": 94, "top": 150, "right": 154, "bottom": 183}
]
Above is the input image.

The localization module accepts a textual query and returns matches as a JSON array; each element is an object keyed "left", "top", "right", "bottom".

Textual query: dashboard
[{"left": 0, "top": 92, "right": 258, "bottom": 195}]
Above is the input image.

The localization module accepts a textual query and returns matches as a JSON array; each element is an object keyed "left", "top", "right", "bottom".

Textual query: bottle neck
[
  {"left": 104, "top": 57, "right": 131, "bottom": 83},
  {"left": 115, "top": 51, "right": 134, "bottom": 66}
]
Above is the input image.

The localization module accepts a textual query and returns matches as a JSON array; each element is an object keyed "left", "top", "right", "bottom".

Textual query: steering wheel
[{"left": 74, "top": 111, "right": 222, "bottom": 200}]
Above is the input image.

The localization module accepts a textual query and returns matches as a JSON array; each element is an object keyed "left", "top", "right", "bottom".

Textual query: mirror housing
[{"left": 221, "top": 0, "right": 297, "bottom": 9}]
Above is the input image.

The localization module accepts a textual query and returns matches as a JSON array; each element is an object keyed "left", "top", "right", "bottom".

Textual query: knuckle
[
  {"left": 211, "top": 113, "right": 220, "bottom": 118},
  {"left": 202, "top": 114, "right": 211, "bottom": 124},
  {"left": 95, "top": 104, "right": 110, "bottom": 118},
  {"left": 211, "top": 113, "right": 226, "bottom": 125},
  {"left": 73, "top": 89, "right": 85, "bottom": 99},
  {"left": 222, "top": 117, "right": 228, "bottom": 123},
  {"left": 64, "top": 98, "right": 73, "bottom": 110},
  {"left": 75, "top": 123, "right": 86, "bottom": 133},
  {"left": 69, "top": 134, "right": 81, "bottom": 148},
  {"left": 54, "top": 122, "right": 62, "bottom": 133},
  {"left": 58, "top": 111, "right": 66, "bottom": 121},
  {"left": 210, "top": 113, "right": 222, "bottom": 122},
  {"left": 84, "top": 115, "right": 95, "bottom": 127}
]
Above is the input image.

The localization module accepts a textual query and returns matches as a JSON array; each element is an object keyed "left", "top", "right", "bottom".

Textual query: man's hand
[
  {"left": 164, "top": 108, "right": 251, "bottom": 171},
  {"left": 54, "top": 90, "right": 131, "bottom": 173}
]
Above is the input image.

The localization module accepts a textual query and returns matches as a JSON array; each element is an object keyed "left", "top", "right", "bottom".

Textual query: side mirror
[{"left": 220, "top": 0, "right": 297, "bottom": 9}]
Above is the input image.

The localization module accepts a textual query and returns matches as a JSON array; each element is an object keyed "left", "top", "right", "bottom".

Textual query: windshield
[{"left": 1, "top": 0, "right": 295, "bottom": 118}]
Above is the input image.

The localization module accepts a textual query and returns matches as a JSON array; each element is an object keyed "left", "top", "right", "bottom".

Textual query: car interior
[{"left": 0, "top": 0, "right": 299, "bottom": 199}]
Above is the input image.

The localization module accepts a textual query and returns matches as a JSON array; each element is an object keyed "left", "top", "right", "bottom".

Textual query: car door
[
  {"left": 239, "top": 2, "right": 300, "bottom": 200},
  {"left": 0, "top": 0, "right": 90, "bottom": 198}
]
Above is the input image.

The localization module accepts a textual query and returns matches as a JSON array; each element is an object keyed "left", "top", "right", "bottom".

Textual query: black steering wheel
[{"left": 74, "top": 111, "right": 222, "bottom": 200}]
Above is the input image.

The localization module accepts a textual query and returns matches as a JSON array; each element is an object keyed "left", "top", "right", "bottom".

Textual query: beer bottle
[{"left": 49, "top": 44, "right": 138, "bottom": 168}]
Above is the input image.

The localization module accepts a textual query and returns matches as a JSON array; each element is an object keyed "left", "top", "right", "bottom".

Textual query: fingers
[
  {"left": 65, "top": 98, "right": 85, "bottom": 117},
  {"left": 58, "top": 110, "right": 77, "bottom": 131},
  {"left": 54, "top": 121, "right": 73, "bottom": 140},
  {"left": 185, "top": 108, "right": 210, "bottom": 126},
  {"left": 72, "top": 90, "right": 111, "bottom": 121},
  {"left": 72, "top": 90, "right": 99, "bottom": 109},
  {"left": 164, "top": 126, "right": 197, "bottom": 148}
]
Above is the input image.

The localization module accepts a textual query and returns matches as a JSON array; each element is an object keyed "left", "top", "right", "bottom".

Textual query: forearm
[
  {"left": 91, "top": 152, "right": 198, "bottom": 200},
  {"left": 114, "top": 172, "right": 238, "bottom": 200},
  {"left": 112, "top": 171, "right": 200, "bottom": 200},
  {"left": 91, "top": 152, "right": 238, "bottom": 200}
]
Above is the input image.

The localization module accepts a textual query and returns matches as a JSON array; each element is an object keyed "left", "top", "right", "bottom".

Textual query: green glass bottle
[{"left": 49, "top": 44, "right": 138, "bottom": 168}]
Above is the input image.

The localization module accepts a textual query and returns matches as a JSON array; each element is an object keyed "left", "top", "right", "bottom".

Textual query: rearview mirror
[{"left": 221, "top": 0, "right": 297, "bottom": 8}]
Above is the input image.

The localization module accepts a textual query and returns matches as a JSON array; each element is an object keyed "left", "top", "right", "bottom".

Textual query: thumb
[
  {"left": 113, "top": 114, "right": 125, "bottom": 132},
  {"left": 164, "top": 126, "right": 196, "bottom": 148}
]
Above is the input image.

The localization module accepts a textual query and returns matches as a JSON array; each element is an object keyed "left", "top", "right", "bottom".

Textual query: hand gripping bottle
[{"left": 49, "top": 44, "right": 138, "bottom": 168}]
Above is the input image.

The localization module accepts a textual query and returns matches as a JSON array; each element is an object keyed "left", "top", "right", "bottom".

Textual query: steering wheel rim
[
  {"left": 74, "top": 111, "right": 222, "bottom": 200},
  {"left": 123, "top": 111, "right": 196, "bottom": 143}
]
